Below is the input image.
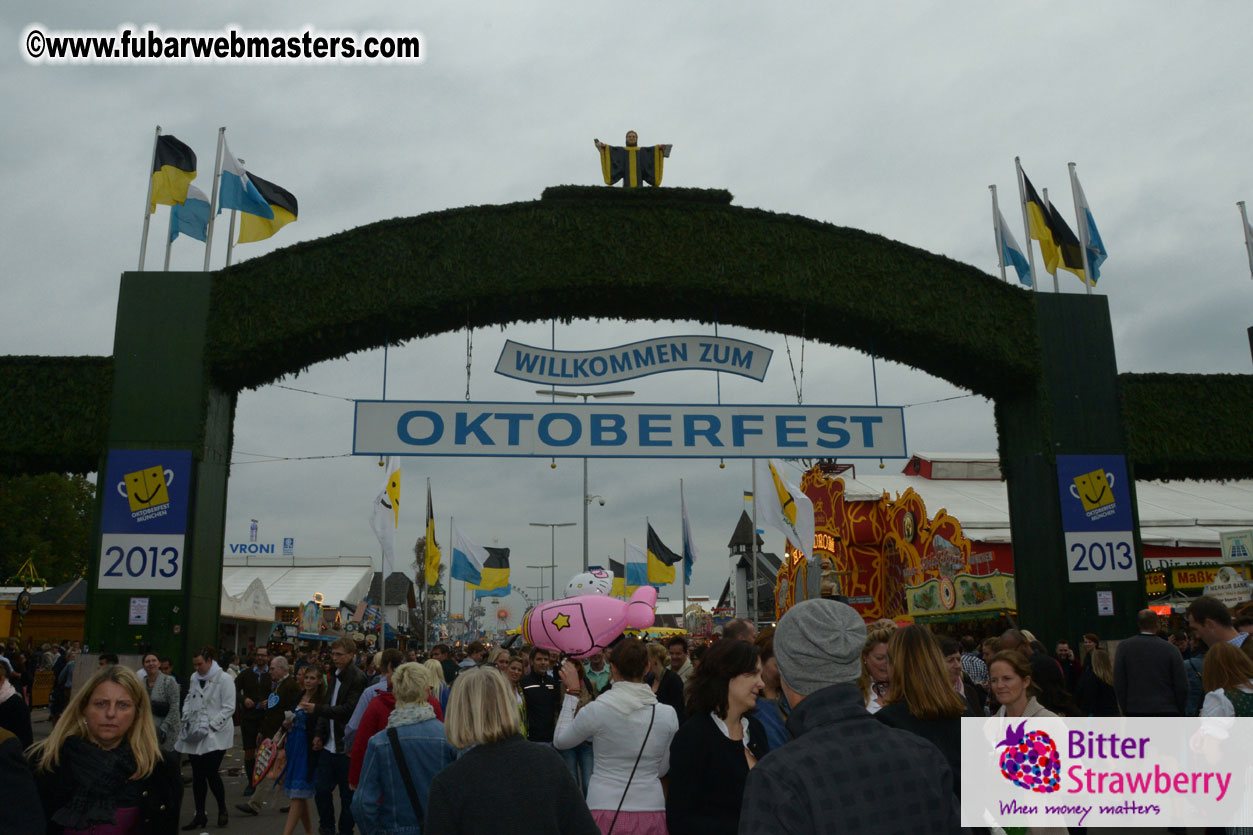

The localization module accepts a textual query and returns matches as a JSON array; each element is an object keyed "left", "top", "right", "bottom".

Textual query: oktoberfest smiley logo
[
  {"left": 117, "top": 464, "right": 175, "bottom": 521},
  {"left": 1070, "top": 469, "right": 1117, "bottom": 521}
]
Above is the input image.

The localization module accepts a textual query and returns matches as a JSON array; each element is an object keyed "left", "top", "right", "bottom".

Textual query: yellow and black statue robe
[{"left": 599, "top": 144, "right": 666, "bottom": 187}]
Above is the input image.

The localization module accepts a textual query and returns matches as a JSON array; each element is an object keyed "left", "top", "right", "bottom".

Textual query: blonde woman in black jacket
[{"left": 29, "top": 664, "right": 182, "bottom": 834}]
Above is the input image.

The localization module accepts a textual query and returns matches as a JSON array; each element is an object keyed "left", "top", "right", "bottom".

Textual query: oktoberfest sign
[
  {"left": 353, "top": 401, "right": 906, "bottom": 459},
  {"left": 494, "top": 336, "right": 772, "bottom": 386}
]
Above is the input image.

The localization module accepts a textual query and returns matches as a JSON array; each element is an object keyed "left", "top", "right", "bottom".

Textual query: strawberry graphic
[{"left": 997, "top": 721, "right": 1061, "bottom": 793}]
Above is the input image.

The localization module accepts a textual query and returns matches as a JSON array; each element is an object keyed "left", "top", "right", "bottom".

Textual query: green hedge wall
[
  {"left": 1120, "top": 372, "right": 1253, "bottom": 481},
  {"left": 3, "top": 188, "right": 1251, "bottom": 484},
  {"left": 207, "top": 186, "right": 1038, "bottom": 398},
  {"left": 0, "top": 357, "right": 111, "bottom": 474}
]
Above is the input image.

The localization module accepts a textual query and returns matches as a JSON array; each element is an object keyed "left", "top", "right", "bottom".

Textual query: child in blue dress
[{"left": 280, "top": 666, "right": 324, "bottom": 835}]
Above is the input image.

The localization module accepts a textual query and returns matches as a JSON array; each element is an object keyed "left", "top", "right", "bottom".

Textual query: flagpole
[
  {"left": 138, "top": 126, "right": 161, "bottom": 270},
  {"left": 1067, "top": 163, "right": 1094, "bottom": 297},
  {"left": 163, "top": 209, "right": 174, "bottom": 272},
  {"left": 1239, "top": 202, "right": 1253, "bottom": 280},
  {"left": 990, "top": 185, "right": 1008, "bottom": 283},
  {"left": 203, "top": 128, "right": 226, "bottom": 272},
  {"left": 751, "top": 461, "right": 759, "bottom": 627},
  {"left": 225, "top": 208, "right": 238, "bottom": 267},
  {"left": 1014, "top": 157, "right": 1039, "bottom": 293},
  {"left": 680, "top": 479, "right": 687, "bottom": 629},
  {"left": 378, "top": 566, "right": 385, "bottom": 650},
  {"left": 1042, "top": 187, "right": 1060, "bottom": 294}
]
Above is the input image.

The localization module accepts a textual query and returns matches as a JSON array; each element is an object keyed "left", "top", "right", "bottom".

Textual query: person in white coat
[
  {"left": 555, "top": 638, "right": 679, "bottom": 835},
  {"left": 175, "top": 647, "right": 237, "bottom": 830}
]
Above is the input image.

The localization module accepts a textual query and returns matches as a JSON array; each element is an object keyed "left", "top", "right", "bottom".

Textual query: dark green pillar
[
  {"left": 995, "top": 293, "right": 1143, "bottom": 646},
  {"left": 85, "top": 272, "right": 234, "bottom": 674}
]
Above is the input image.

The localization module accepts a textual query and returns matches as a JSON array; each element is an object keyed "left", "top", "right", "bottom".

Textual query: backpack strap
[{"left": 387, "top": 727, "right": 424, "bottom": 822}]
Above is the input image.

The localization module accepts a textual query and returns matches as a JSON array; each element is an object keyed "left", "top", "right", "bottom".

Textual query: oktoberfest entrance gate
[{"left": 2, "top": 185, "right": 1250, "bottom": 668}]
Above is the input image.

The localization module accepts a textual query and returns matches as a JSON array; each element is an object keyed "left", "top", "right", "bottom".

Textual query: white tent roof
[
  {"left": 220, "top": 577, "right": 276, "bottom": 622},
  {"left": 221, "top": 556, "right": 374, "bottom": 609}
]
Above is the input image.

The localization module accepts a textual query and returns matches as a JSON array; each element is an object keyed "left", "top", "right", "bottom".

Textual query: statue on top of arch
[{"left": 594, "top": 130, "right": 673, "bottom": 188}]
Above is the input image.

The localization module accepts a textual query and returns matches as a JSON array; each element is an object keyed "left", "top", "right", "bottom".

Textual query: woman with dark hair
[
  {"left": 874, "top": 626, "right": 969, "bottom": 795},
  {"left": 555, "top": 638, "right": 679, "bottom": 835},
  {"left": 140, "top": 652, "right": 180, "bottom": 750},
  {"left": 665, "top": 638, "right": 768, "bottom": 834},
  {"left": 29, "top": 664, "right": 182, "bottom": 833},
  {"left": 938, "top": 635, "right": 986, "bottom": 718},
  {"left": 175, "top": 647, "right": 236, "bottom": 830}
]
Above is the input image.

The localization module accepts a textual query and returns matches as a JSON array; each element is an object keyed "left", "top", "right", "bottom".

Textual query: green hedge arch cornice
[
  {"left": 207, "top": 186, "right": 1039, "bottom": 398},
  {"left": 0, "top": 356, "right": 112, "bottom": 475},
  {"left": 1120, "top": 372, "right": 1253, "bottom": 481}
]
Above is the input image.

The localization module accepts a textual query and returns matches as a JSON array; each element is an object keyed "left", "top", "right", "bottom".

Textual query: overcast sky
[{"left": 4, "top": 3, "right": 1252, "bottom": 622}]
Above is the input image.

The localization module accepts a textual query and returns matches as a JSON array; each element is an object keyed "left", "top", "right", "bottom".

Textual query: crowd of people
[{"left": 0, "top": 594, "right": 1250, "bottom": 834}]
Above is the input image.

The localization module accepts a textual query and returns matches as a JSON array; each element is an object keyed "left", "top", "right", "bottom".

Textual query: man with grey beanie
[{"left": 738, "top": 599, "right": 961, "bottom": 834}]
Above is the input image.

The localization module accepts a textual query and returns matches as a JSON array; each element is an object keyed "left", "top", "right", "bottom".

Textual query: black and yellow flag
[
  {"left": 149, "top": 134, "right": 197, "bottom": 213},
  {"left": 469, "top": 547, "right": 511, "bottom": 597},
  {"left": 424, "top": 483, "right": 440, "bottom": 587},
  {"left": 646, "top": 524, "right": 681, "bottom": 585},
  {"left": 1044, "top": 199, "right": 1087, "bottom": 282},
  {"left": 609, "top": 559, "right": 628, "bottom": 597},
  {"left": 238, "top": 171, "right": 298, "bottom": 243},
  {"left": 1021, "top": 171, "right": 1063, "bottom": 276}
]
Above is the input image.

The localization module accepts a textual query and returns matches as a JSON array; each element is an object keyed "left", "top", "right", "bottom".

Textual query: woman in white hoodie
[
  {"left": 175, "top": 647, "right": 237, "bottom": 830},
  {"left": 555, "top": 639, "right": 679, "bottom": 835}
]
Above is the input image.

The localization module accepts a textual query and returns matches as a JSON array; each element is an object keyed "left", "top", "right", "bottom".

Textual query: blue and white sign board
[
  {"left": 1220, "top": 530, "right": 1253, "bottom": 564},
  {"left": 353, "top": 401, "right": 906, "bottom": 459},
  {"left": 494, "top": 336, "right": 772, "bottom": 386},
  {"left": 97, "top": 449, "right": 192, "bottom": 591},
  {"left": 1056, "top": 454, "right": 1137, "bottom": 583}
]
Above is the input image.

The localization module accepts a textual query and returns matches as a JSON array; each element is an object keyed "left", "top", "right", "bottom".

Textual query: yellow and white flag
[
  {"left": 369, "top": 457, "right": 401, "bottom": 576},
  {"left": 751, "top": 459, "right": 815, "bottom": 562}
]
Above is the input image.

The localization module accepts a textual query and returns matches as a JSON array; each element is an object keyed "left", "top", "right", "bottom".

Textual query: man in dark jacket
[
  {"left": 1000, "top": 629, "right": 1074, "bottom": 715},
  {"left": 519, "top": 645, "right": 562, "bottom": 743},
  {"left": 740, "top": 599, "right": 960, "bottom": 834},
  {"left": 235, "top": 646, "right": 270, "bottom": 796},
  {"left": 305, "top": 637, "right": 367, "bottom": 835},
  {"left": 237, "top": 654, "right": 303, "bottom": 816},
  {"left": 1113, "top": 609, "right": 1187, "bottom": 716}
]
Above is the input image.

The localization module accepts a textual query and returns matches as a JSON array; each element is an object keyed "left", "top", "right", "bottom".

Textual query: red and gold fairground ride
[{"left": 774, "top": 465, "right": 1016, "bottom": 626}]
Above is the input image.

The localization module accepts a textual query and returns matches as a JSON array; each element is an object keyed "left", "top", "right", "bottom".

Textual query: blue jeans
[
  {"left": 560, "top": 741, "right": 594, "bottom": 798},
  {"left": 314, "top": 751, "right": 354, "bottom": 835}
]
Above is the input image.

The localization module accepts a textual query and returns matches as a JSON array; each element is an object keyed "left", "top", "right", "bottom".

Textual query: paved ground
[{"left": 30, "top": 706, "right": 327, "bottom": 834}]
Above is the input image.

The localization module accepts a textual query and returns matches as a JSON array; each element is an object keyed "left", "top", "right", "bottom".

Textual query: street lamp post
[
  {"left": 528, "top": 521, "right": 574, "bottom": 600},
  {"left": 537, "top": 389, "right": 633, "bottom": 571}
]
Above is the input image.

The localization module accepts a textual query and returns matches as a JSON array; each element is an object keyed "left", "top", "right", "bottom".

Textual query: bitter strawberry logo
[{"left": 997, "top": 721, "right": 1061, "bottom": 793}]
